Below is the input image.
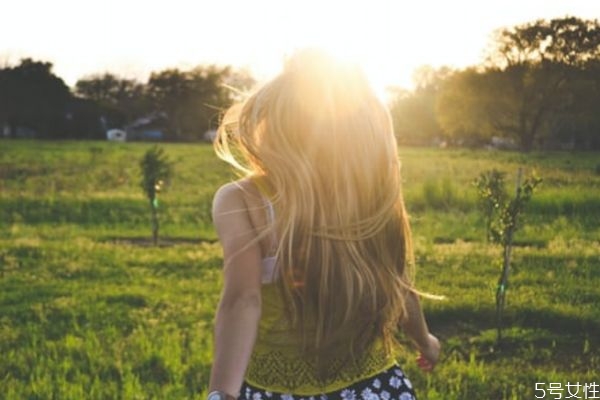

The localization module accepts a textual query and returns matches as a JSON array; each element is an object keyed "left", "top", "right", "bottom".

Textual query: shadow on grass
[
  {"left": 102, "top": 236, "right": 218, "bottom": 247},
  {"left": 426, "top": 305, "right": 600, "bottom": 367},
  {"left": 428, "top": 305, "right": 600, "bottom": 340},
  {"left": 432, "top": 236, "right": 548, "bottom": 248},
  {"left": 105, "top": 293, "right": 148, "bottom": 308},
  {"left": 418, "top": 305, "right": 600, "bottom": 376}
]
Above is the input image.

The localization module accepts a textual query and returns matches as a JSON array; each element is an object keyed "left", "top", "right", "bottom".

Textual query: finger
[
  {"left": 417, "top": 360, "right": 431, "bottom": 370},
  {"left": 416, "top": 355, "right": 429, "bottom": 365},
  {"left": 418, "top": 364, "right": 432, "bottom": 372},
  {"left": 416, "top": 357, "right": 434, "bottom": 372},
  {"left": 419, "top": 362, "right": 433, "bottom": 372}
]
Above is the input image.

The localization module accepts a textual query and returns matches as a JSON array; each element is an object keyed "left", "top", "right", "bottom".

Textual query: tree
[
  {"left": 147, "top": 65, "right": 237, "bottom": 141},
  {"left": 436, "top": 67, "right": 502, "bottom": 145},
  {"left": 75, "top": 73, "right": 149, "bottom": 126},
  {"left": 0, "top": 58, "right": 71, "bottom": 138},
  {"left": 147, "top": 68, "right": 193, "bottom": 140},
  {"left": 474, "top": 169, "right": 541, "bottom": 344},
  {"left": 388, "top": 66, "right": 452, "bottom": 145},
  {"left": 487, "top": 17, "right": 600, "bottom": 68},
  {"left": 549, "top": 60, "right": 600, "bottom": 149},
  {"left": 186, "top": 65, "right": 234, "bottom": 135},
  {"left": 484, "top": 16, "right": 600, "bottom": 151},
  {"left": 473, "top": 169, "right": 507, "bottom": 243},
  {"left": 140, "top": 147, "right": 173, "bottom": 246}
]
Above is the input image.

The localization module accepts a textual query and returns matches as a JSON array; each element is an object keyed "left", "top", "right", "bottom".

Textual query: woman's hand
[
  {"left": 416, "top": 333, "right": 441, "bottom": 372},
  {"left": 398, "top": 291, "right": 441, "bottom": 372}
]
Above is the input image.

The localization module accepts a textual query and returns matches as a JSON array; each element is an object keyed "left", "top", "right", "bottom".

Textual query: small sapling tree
[
  {"left": 475, "top": 168, "right": 541, "bottom": 343},
  {"left": 474, "top": 169, "right": 507, "bottom": 242},
  {"left": 140, "top": 146, "right": 173, "bottom": 245}
]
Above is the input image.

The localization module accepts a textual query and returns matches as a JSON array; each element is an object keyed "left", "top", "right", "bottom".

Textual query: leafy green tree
[
  {"left": 436, "top": 68, "right": 506, "bottom": 145},
  {"left": 473, "top": 169, "right": 507, "bottom": 242},
  {"left": 475, "top": 169, "right": 541, "bottom": 343},
  {"left": 75, "top": 73, "right": 148, "bottom": 126},
  {"left": 487, "top": 17, "right": 600, "bottom": 68},
  {"left": 550, "top": 61, "right": 600, "bottom": 149},
  {"left": 140, "top": 147, "right": 173, "bottom": 245},
  {"left": 484, "top": 17, "right": 600, "bottom": 151},
  {"left": 388, "top": 66, "right": 452, "bottom": 145},
  {"left": 437, "top": 17, "right": 600, "bottom": 151},
  {"left": 147, "top": 65, "right": 238, "bottom": 141},
  {"left": 0, "top": 58, "right": 71, "bottom": 138},
  {"left": 186, "top": 65, "right": 234, "bottom": 135},
  {"left": 147, "top": 69, "right": 190, "bottom": 140}
]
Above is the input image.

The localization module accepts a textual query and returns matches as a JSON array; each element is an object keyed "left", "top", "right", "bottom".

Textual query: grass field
[{"left": 1, "top": 140, "right": 599, "bottom": 399}]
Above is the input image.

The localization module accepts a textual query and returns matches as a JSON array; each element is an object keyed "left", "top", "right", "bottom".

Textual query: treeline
[
  {"left": 1, "top": 16, "right": 599, "bottom": 149},
  {"left": 390, "top": 16, "right": 600, "bottom": 151},
  {"left": 0, "top": 61, "right": 254, "bottom": 141}
]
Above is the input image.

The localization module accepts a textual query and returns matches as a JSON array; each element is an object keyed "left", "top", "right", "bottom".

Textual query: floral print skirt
[{"left": 239, "top": 365, "right": 416, "bottom": 400}]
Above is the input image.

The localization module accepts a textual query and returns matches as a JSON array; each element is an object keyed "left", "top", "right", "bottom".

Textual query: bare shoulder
[
  {"left": 212, "top": 178, "right": 259, "bottom": 204},
  {"left": 212, "top": 178, "right": 260, "bottom": 222},
  {"left": 212, "top": 179, "right": 264, "bottom": 269}
]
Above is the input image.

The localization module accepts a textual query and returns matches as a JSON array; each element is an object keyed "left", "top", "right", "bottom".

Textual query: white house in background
[
  {"left": 105, "top": 112, "right": 167, "bottom": 142},
  {"left": 107, "top": 129, "right": 127, "bottom": 142}
]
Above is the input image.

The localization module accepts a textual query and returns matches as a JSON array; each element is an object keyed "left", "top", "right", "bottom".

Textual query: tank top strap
[
  {"left": 264, "top": 197, "right": 275, "bottom": 225},
  {"left": 251, "top": 176, "right": 278, "bottom": 254},
  {"left": 262, "top": 196, "right": 278, "bottom": 254}
]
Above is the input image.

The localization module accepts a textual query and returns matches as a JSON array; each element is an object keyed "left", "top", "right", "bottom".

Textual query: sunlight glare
[{"left": 272, "top": 1, "right": 419, "bottom": 102}]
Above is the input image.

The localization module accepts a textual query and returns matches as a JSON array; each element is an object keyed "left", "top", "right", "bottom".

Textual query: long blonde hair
[{"left": 215, "top": 50, "right": 415, "bottom": 372}]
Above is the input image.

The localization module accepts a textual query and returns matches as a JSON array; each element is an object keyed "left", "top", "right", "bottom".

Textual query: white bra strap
[
  {"left": 263, "top": 197, "right": 278, "bottom": 252},
  {"left": 265, "top": 198, "right": 275, "bottom": 225}
]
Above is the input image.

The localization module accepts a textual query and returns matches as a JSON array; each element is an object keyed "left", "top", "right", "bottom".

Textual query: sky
[{"left": 1, "top": 0, "right": 598, "bottom": 92}]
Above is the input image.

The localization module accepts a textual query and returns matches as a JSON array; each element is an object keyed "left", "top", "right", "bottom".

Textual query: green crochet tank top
[{"left": 245, "top": 284, "right": 398, "bottom": 395}]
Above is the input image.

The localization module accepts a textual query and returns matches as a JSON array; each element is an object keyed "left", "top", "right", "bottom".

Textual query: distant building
[
  {"left": 106, "top": 129, "right": 127, "bottom": 142},
  {"left": 109, "top": 112, "right": 168, "bottom": 141}
]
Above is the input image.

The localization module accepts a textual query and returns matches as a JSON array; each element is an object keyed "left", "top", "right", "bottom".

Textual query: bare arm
[
  {"left": 208, "top": 182, "right": 263, "bottom": 397},
  {"left": 400, "top": 290, "right": 441, "bottom": 371}
]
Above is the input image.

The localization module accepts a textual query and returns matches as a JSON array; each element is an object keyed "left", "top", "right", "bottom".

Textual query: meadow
[{"left": 0, "top": 140, "right": 599, "bottom": 399}]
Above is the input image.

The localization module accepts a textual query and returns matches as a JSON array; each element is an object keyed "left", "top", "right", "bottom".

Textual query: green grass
[{"left": 1, "top": 140, "right": 599, "bottom": 399}]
